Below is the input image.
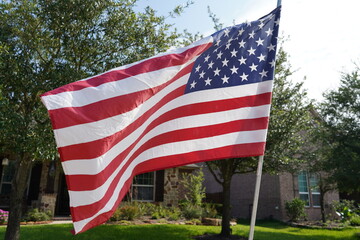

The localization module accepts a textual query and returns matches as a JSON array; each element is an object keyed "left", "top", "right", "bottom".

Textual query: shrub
[
  {"left": 202, "top": 203, "right": 219, "bottom": 218},
  {"left": 167, "top": 207, "right": 182, "bottom": 221},
  {"left": 182, "top": 204, "right": 203, "bottom": 220},
  {"left": 24, "top": 208, "right": 52, "bottom": 222},
  {"left": 0, "top": 209, "right": 9, "bottom": 224},
  {"left": 181, "top": 169, "right": 205, "bottom": 207},
  {"left": 109, "top": 208, "right": 123, "bottom": 222},
  {"left": 332, "top": 200, "right": 358, "bottom": 221},
  {"left": 350, "top": 214, "right": 360, "bottom": 226},
  {"left": 119, "top": 205, "right": 140, "bottom": 220},
  {"left": 285, "top": 198, "right": 306, "bottom": 222}
]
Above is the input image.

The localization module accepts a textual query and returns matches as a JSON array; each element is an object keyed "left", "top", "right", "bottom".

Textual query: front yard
[{"left": 0, "top": 220, "right": 359, "bottom": 240}]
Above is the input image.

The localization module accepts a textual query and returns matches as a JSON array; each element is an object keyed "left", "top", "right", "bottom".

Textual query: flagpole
[
  {"left": 248, "top": 155, "right": 264, "bottom": 240},
  {"left": 248, "top": 2, "right": 281, "bottom": 240}
]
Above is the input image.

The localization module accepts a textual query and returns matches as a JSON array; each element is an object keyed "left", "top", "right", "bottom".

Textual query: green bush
[
  {"left": 285, "top": 198, "right": 306, "bottom": 222},
  {"left": 332, "top": 200, "right": 358, "bottom": 221},
  {"left": 182, "top": 204, "right": 203, "bottom": 220},
  {"left": 349, "top": 214, "right": 360, "bottom": 226},
  {"left": 119, "top": 205, "right": 140, "bottom": 220},
  {"left": 24, "top": 208, "right": 52, "bottom": 222},
  {"left": 181, "top": 169, "right": 205, "bottom": 207},
  {"left": 202, "top": 203, "right": 219, "bottom": 218},
  {"left": 167, "top": 207, "right": 182, "bottom": 221}
]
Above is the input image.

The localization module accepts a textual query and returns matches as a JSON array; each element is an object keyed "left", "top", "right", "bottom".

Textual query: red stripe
[
  {"left": 59, "top": 92, "right": 272, "bottom": 161},
  {"left": 42, "top": 43, "right": 212, "bottom": 97},
  {"left": 67, "top": 116, "right": 269, "bottom": 191},
  {"left": 49, "top": 64, "right": 193, "bottom": 130},
  {"left": 70, "top": 141, "right": 265, "bottom": 225}
]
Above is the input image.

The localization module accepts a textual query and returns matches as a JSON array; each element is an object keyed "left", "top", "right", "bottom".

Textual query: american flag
[{"left": 41, "top": 7, "right": 280, "bottom": 234}]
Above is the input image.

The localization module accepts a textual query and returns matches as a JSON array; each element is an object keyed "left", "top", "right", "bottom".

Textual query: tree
[
  {"left": 206, "top": 45, "right": 312, "bottom": 237},
  {"left": 0, "top": 1, "right": 182, "bottom": 239},
  {"left": 319, "top": 64, "right": 360, "bottom": 194}
]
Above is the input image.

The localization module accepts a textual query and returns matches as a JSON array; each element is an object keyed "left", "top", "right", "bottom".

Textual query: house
[
  {"left": 0, "top": 157, "right": 198, "bottom": 216},
  {"left": 1, "top": 155, "right": 339, "bottom": 222},
  {"left": 203, "top": 167, "right": 340, "bottom": 221}
]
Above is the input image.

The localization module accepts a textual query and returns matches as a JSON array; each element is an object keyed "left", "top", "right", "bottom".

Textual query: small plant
[
  {"left": 181, "top": 169, "right": 206, "bottom": 207},
  {"left": 0, "top": 209, "right": 9, "bottom": 224},
  {"left": 285, "top": 198, "right": 306, "bottom": 222},
  {"left": 24, "top": 208, "right": 52, "bottom": 222},
  {"left": 167, "top": 207, "right": 182, "bottom": 221},
  {"left": 119, "top": 205, "right": 140, "bottom": 220},
  {"left": 202, "top": 203, "right": 219, "bottom": 218},
  {"left": 349, "top": 214, "right": 360, "bottom": 226},
  {"left": 332, "top": 200, "right": 357, "bottom": 222},
  {"left": 182, "top": 204, "right": 203, "bottom": 220},
  {"left": 109, "top": 208, "right": 122, "bottom": 222}
]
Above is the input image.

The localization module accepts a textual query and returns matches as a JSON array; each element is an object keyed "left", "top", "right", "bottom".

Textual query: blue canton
[{"left": 185, "top": 7, "right": 281, "bottom": 94}]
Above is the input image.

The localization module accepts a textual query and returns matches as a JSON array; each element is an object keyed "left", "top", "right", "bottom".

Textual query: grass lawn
[{"left": 0, "top": 221, "right": 358, "bottom": 240}]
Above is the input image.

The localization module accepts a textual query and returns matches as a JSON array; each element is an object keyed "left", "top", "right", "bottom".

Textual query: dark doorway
[{"left": 55, "top": 174, "right": 70, "bottom": 216}]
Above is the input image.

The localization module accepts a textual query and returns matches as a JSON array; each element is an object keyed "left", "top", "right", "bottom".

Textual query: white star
[
  {"left": 215, "top": 40, "right": 221, "bottom": 46},
  {"left": 224, "top": 28, "right": 230, "bottom": 37},
  {"left": 256, "top": 37, "right": 264, "bottom": 46},
  {"left": 259, "top": 69, "right": 268, "bottom": 78},
  {"left": 238, "top": 40, "right": 246, "bottom": 48},
  {"left": 230, "top": 65, "right": 239, "bottom": 74},
  {"left": 228, "top": 37, "right": 235, "bottom": 43},
  {"left": 190, "top": 80, "right": 197, "bottom": 89},
  {"left": 240, "top": 72, "right": 249, "bottom": 81},
  {"left": 204, "top": 55, "right": 210, "bottom": 62},
  {"left": 230, "top": 49, "right": 238, "bottom": 57},
  {"left": 225, "top": 42, "right": 231, "bottom": 50},
  {"left": 270, "top": 59, "right": 276, "bottom": 68},
  {"left": 205, "top": 77, "right": 212, "bottom": 86},
  {"left": 195, "top": 65, "right": 201, "bottom": 72},
  {"left": 238, "top": 56, "right": 247, "bottom": 65},
  {"left": 213, "top": 68, "right": 221, "bottom": 76},
  {"left": 258, "top": 22, "right": 265, "bottom": 29},
  {"left": 208, "top": 61, "right": 214, "bottom": 69},
  {"left": 275, "top": 18, "right": 280, "bottom": 26},
  {"left": 222, "top": 58, "right": 229, "bottom": 66},
  {"left": 217, "top": 51, "right": 223, "bottom": 59},
  {"left": 221, "top": 75, "right": 230, "bottom": 84},
  {"left": 249, "top": 63, "right": 258, "bottom": 72},
  {"left": 246, "top": 21, "right": 251, "bottom": 27},
  {"left": 257, "top": 54, "right": 266, "bottom": 62},
  {"left": 267, "top": 44, "right": 276, "bottom": 52},
  {"left": 265, "top": 28, "right": 273, "bottom": 37},
  {"left": 238, "top": 28, "right": 245, "bottom": 36},
  {"left": 247, "top": 47, "right": 256, "bottom": 56},
  {"left": 199, "top": 71, "right": 205, "bottom": 78},
  {"left": 249, "top": 31, "right": 255, "bottom": 39}
]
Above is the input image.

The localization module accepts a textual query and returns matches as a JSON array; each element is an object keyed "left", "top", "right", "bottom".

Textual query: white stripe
[
  {"left": 72, "top": 129, "right": 267, "bottom": 233},
  {"left": 41, "top": 37, "right": 212, "bottom": 111},
  {"left": 63, "top": 104, "right": 270, "bottom": 176},
  {"left": 68, "top": 129, "right": 267, "bottom": 207},
  {"left": 55, "top": 80, "right": 273, "bottom": 147}
]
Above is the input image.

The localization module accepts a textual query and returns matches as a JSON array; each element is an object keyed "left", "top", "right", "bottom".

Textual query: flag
[{"left": 41, "top": 7, "right": 281, "bottom": 234}]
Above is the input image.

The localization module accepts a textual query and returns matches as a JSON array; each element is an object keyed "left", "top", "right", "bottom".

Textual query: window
[
  {"left": 0, "top": 161, "right": 16, "bottom": 195},
  {"left": 297, "top": 171, "right": 320, "bottom": 207},
  {"left": 132, "top": 172, "right": 155, "bottom": 201}
]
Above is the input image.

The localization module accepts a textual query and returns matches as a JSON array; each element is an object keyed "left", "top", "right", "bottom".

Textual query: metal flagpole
[
  {"left": 248, "top": 155, "right": 264, "bottom": 240},
  {"left": 248, "top": 1, "right": 281, "bottom": 240}
]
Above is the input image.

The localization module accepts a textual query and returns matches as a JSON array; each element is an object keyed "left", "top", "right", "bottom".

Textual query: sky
[{"left": 134, "top": 0, "right": 360, "bottom": 101}]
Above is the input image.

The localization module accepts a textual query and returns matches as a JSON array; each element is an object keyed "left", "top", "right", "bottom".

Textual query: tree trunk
[
  {"left": 5, "top": 155, "right": 33, "bottom": 240},
  {"left": 220, "top": 178, "right": 232, "bottom": 237},
  {"left": 320, "top": 190, "right": 326, "bottom": 223}
]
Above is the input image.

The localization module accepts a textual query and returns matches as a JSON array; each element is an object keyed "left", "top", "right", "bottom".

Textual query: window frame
[
  {"left": 297, "top": 171, "right": 321, "bottom": 208},
  {"left": 131, "top": 171, "right": 156, "bottom": 202}
]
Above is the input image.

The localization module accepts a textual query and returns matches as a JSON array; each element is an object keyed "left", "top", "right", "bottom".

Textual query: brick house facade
[
  {"left": 203, "top": 167, "right": 339, "bottom": 221},
  {"left": 0, "top": 157, "right": 198, "bottom": 216}
]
